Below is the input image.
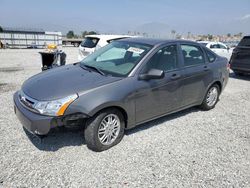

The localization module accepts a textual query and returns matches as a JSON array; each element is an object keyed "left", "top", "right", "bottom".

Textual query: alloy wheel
[
  {"left": 98, "top": 114, "right": 121, "bottom": 145},
  {"left": 206, "top": 87, "right": 218, "bottom": 107}
]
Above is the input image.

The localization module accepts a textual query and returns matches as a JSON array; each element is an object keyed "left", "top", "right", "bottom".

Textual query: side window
[
  {"left": 181, "top": 44, "right": 205, "bottom": 66},
  {"left": 205, "top": 48, "right": 216, "bottom": 62},
  {"left": 210, "top": 44, "right": 220, "bottom": 49},
  {"left": 218, "top": 44, "right": 227, "bottom": 49},
  {"left": 143, "top": 45, "right": 178, "bottom": 72}
]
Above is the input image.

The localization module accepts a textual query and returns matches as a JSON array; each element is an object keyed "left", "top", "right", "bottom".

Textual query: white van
[{"left": 78, "top": 35, "right": 132, "bottom": 61}]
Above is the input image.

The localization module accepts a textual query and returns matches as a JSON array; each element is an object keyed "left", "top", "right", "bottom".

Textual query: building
[{"left": 0, "top": 27, "right": 62, "bottom": 48}]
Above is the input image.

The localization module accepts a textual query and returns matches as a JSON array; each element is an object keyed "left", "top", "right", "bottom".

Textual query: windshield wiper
[{"left": 81, "top": 64, "right": 106, "bottom": 76}]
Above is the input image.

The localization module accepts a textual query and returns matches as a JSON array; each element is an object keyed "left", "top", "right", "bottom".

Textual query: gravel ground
[{"left": 0, "top": 48, "right": 249, "bottom": 187}]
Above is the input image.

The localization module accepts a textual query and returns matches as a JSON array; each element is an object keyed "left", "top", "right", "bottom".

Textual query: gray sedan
[{"left": 14, "top": 38, "right": 229, "bottom": 151}]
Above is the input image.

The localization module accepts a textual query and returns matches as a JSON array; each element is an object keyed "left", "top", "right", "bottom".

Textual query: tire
[
  {"left": 84, "top": 108, "right": 125, "bottom": 152},
  {"left": 74, "top": 43, "right": 79, "bottom": 47},
  {"left": 200, "top": 84, "right": 220, "bottom": 111}
]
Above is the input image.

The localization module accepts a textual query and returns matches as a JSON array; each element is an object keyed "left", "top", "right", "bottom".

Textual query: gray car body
[{"left": 14, "top": 38, "right": 229, "bottom": 135}]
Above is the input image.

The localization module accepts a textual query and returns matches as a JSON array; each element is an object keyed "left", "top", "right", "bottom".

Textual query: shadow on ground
[
  {"left": 25, "top": 107, "right": 199, "bottom": 151},
  {"left": 126, "top": 107, "right": 199, "bottom": 135},
  {"left": 229, "top": 72, "right": 250, "bottom": 81},
  {"left": 24, "top": 126, "right": 86, "bottom": 152}
]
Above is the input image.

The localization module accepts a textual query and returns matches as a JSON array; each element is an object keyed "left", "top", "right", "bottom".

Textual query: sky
[{"left": 0, "top": 0, "right": 250, "bottom": 37}]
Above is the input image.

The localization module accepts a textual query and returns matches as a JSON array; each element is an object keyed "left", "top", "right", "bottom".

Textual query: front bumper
[{"left": 13, "top": 92, "right": 55, "bottom": 135}]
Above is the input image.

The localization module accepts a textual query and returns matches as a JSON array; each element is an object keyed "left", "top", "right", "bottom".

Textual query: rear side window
[
  {"left": 210, "top": 44, "right": 220, "bottom": 49},
  {"left": 204, "top": 48, "right": 216, "bottom": 62},
  {"left": 238, "top": 36, "right": 250, "bottom": 47},
  {"left": 80, "top": 37, "right": 100, "bottom": 48},
  {"left": 218, "top": 44, "right": 227, "bottom": 49},
  {"left": 181, "top": 45, "right": 205, "bottom": 66}
]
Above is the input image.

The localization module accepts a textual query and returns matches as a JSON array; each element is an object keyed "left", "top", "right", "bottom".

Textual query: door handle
[
  {"left": 204, "top": 65, "right": 209, "bottom": 72},
  {"left": 171, "top": 73, "right": 181, "bottom": 80}
]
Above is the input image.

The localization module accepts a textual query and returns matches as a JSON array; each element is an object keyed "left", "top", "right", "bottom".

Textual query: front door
[{"left": 135, "top": 44, "right": 182, "bottom": 123}]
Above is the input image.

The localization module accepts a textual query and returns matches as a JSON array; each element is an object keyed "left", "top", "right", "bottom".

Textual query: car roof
[
  {"left": 85, "top": 34, "right": 134, "bottom": 40},
  {"left": 119, "top": 37, "right": 198, "bottom": 46},
  {"left": 197, "top": 41, "right": 210, "bottom": 43},
  {"left": 197, "top": 41, "right": 227, "bottom": 45}
]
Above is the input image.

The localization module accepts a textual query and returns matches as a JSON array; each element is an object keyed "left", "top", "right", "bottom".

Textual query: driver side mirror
[{"left": 138, "top": 68, "right": 165, "bottom": 80}]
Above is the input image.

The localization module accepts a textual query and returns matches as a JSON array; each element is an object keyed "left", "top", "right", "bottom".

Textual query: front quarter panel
[{"left": 65, "top": 77, "right": 137, "bottom": 128}]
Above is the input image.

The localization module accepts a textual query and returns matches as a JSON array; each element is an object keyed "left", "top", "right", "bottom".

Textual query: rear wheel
[
  {"left": 200, "top": 84, "right": 220, "bottom": 110},
  {"left": 84, "top": 108, "right": 125, "bottom": 152}
]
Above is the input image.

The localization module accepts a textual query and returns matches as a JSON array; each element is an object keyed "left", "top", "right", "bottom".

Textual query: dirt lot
[{"left": 0, "top": 48, "right": 249, "bottom": 187}]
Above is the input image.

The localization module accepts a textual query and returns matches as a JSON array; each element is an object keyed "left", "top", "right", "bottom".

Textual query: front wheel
[
  {"left": 84, "top": 108, "right": 125, "bottom": 152},
  {"left": 200, "top": 84, "right": 220, "bottom": 111}
]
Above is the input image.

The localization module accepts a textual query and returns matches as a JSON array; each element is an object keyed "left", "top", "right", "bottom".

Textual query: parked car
[
  {"left": 230, "top": 36, "right": 250, "bottom": 76},
  {"left": 198, "top": 41, "right": 232, "bottom": 61},
  {"left": 78, "top": 34, "right": 132, "bottom": 61},
  {"left": 14, "top": 38, "right": 229, "bottom": 151}
]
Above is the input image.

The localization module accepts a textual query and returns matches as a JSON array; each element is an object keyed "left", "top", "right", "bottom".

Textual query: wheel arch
[
  {"left": 200, "top": 80, "right": 222, "bottom": 105},
  {"left": 211, "top": 80, "right": 222, "bottom": 93},
  {"left": 89, "top": 105, "right": 129, "bottom": 128}
]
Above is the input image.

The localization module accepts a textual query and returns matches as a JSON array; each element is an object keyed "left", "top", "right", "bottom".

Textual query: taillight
[{"left": 227, "top": 62, "right": 231, "bottom": 71}]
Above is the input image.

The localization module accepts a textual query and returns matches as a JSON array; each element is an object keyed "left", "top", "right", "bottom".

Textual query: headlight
[{"left": 34, "top": 94, "right": 78, "bottom": 116}]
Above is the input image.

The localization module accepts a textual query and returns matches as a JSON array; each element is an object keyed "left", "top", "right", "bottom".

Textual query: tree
[
  {"left": 227, "top": 33, "right": 231, "bottom": 37},
  {"left": 66, "top": 30, "right": 75, "bottom": 38},
  {"left": 81, "top": 31, "right": 97, "bottom": 38},
  {"left": 88, "top": 31, "right": 97, "bottom": 35},
  {"left": 208, "top": 34, "right": 213, "bottom": 41},
  {"left": 171, "top": 30, "right": 176, "bottom": 39},
  {"left": 0, "top": 26, "right": 3, "bottom": 32},
  {"left": 82, "top": 31, "right": 88, "bottom": 38}
]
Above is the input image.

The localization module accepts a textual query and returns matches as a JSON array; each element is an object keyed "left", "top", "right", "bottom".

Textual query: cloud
[{"left": 241, "top": 14, "right": 250, "bottom": 20}]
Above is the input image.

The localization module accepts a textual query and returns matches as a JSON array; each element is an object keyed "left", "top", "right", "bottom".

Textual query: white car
[
  {"left": 198, "top": 41, "right": 233, "bottom": 61},
  {"left": 78, "top": 35, "right": 132, "bottom": 61}
]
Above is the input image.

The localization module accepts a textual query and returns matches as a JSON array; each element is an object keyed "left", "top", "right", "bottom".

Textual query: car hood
[{"left": 22, "top": 64, "right": 122, "bottom": 101}]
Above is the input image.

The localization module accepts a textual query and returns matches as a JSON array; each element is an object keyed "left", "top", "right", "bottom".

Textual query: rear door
[{"left": 179, "top": 43, "right": 212, "bottom": 107}]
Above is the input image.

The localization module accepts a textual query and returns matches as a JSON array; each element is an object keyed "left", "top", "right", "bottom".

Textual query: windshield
[
  {"left": 80, "top": 41, "right": 152, "bottom": 77},
  {"left": 238, "top": 36, "right": 250, "bottom": 47},
  {"left": 80, "top": 37, "right": 99, "bottom": 48}
]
